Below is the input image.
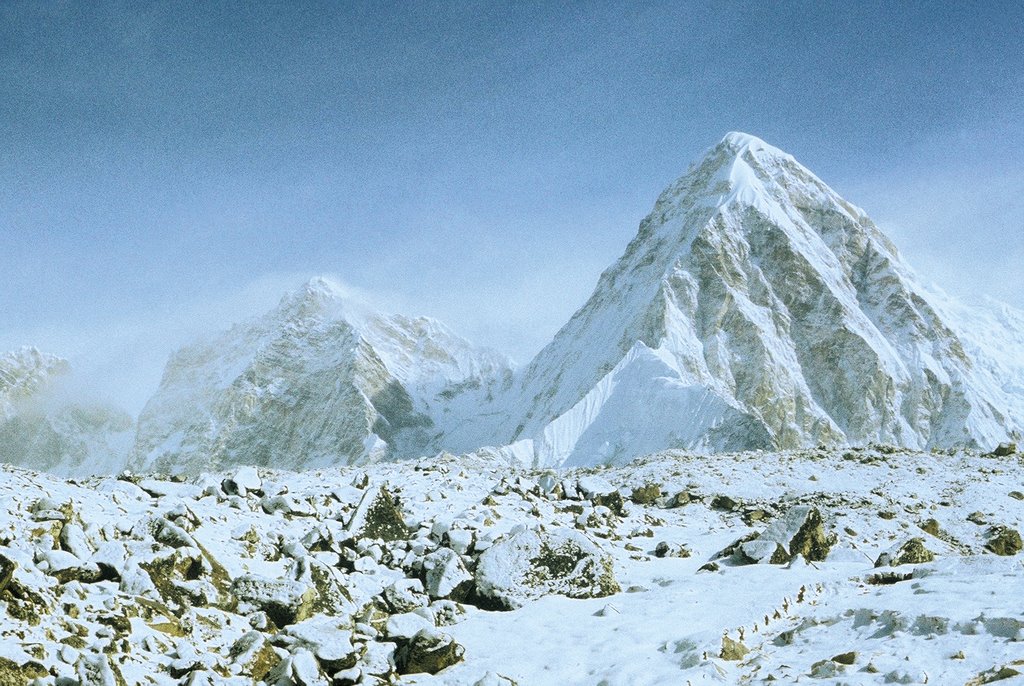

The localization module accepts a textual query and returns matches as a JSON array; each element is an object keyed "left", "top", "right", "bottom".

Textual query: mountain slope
[
  {"left": 505, "top": 132, "right": 1024, "bottom": 466},
  {"left": 130, "top": 278, "right": 513, "bottom": 474},
  {"left": 0, "top": 348, "right": 134, "bottom": 476}
]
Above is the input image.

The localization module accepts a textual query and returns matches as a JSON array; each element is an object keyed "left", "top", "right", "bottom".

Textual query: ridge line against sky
[{"left": 1, "top": 1, "right": 1022, "bottom": 412}]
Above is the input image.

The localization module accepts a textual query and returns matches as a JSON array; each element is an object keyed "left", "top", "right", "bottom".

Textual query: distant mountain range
[{"left": 5, "top": 133, "right": 1023, "bottom": 474}]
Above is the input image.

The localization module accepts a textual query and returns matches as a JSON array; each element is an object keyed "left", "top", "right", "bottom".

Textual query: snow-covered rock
[{"left": 474, "top": 527, "right": 620, "bottom": 610}]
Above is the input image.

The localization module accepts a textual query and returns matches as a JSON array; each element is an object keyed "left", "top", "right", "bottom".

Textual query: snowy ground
[{"left": 1, "top": 445, "right": 1023, "bottom": 685}]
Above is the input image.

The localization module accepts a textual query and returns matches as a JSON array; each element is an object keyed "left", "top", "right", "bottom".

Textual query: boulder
[
  {"left": 876, "top": 538, "right": 934, "bottom": 567},
  {"left": 985, "top": 526, "right": 1023, "bottom": 556},
  {"left": 394, "top": 629, "right": 464, "bottom": 675},
  {"left": 423, "top": 548, "right": 473, "bottom": 600},
  {"left": 475, "top": 527, "right": 619, "bottom": 610},
  {"left": 232, "top": 574, "right": 316, "bottom": 627},
  {"left": 727, "top": 505, "right": 831, "bottom": 564},
  {"left": 347, "top": 485, "right": 408, "bottom": 542}
]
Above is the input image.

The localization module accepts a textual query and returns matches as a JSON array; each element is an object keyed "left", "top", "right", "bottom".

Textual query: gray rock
[
  {"left": 475, "top": 527, "right": 619, "bottom": 610},
  {"left": 423, "top": 548, "right": 473, "bottom": 600}
]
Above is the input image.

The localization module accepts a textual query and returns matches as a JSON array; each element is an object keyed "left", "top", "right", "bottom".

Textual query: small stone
[
  {"left": 967, "top": 511, "right": 987, "bottom": 525},
  {"left": 831, "top": 651, "right": 856, "bottom": 665},
  {"left": 1009, "top": 491, "right": 1024, "bottom": 501},
  {"left": 719, "top": 636, "right": 748, "bottom": 661},
  {"left": 918, "top": 519, "right": 941, "bottom": 536}
]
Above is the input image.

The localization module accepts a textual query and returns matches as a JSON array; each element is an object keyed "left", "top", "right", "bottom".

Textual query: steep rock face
[
  {"left": 130, "top": 278, "right": 513, "bottom": 474},
  {"left": 0, "top": 348, "right": 134, "bottom": 476},
  {"left": 506, "top": 132, "right": 1024, "bottom": 466}
]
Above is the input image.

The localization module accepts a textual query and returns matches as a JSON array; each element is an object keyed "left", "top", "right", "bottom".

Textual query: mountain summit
[
  {"left": 130, "top": 277, "right": 513, "bottom": 474},
  {"left": 501, "top": 132, "right": 1024, "bottom": 466}
]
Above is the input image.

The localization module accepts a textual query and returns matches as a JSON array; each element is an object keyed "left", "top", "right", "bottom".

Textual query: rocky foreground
[{"left": 1, "top": 445, "right": 1023, "bottom": 685}]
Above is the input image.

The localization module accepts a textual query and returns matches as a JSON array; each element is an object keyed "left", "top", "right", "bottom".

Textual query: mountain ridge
[{"left": 3, "top": 132, "right": 1022, "bottom": 475}]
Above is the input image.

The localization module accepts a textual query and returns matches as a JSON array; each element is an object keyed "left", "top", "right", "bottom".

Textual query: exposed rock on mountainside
[
  {"left": 504, "top": 132, "right": 1024, "bottom": 465},
  {"left": 130, "top": 278, "right": 513, "bottom": 474}
]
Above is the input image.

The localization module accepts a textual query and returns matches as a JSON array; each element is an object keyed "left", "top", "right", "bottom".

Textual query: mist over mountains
[{"left": 4, "top": 133, "right": 1023, "bottom": 476}]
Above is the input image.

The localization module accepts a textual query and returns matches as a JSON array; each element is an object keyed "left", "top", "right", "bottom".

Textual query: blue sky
[{"left": 2, "top": 2, "right": 1022, "bottom": 409}]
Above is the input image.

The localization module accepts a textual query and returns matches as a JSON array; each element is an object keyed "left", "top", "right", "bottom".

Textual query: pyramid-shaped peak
[
  {"left": 275, "top": 276, "right": 362, "bottom": 320},
  {"left": 716, "top": 132, "right": 786, "bottom": 157}
]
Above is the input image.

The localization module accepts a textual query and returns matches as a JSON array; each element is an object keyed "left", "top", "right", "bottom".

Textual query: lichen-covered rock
[
  {"left": 347, "top": 485, "right": 408, "bottom": 542},
  {"left": 474, "top": 527, "right": 619, "bottom": 610},
  {"left": 720, "top": 635, "right": 749, "bottom": 661},
  {"left": 985, "top": 526, "right": 1023, "bottom": 556},
  {"left": 730, "top": 505, "right": 831, "bottom": 564},
  {"left": 394, "top": 629, "right": 464, "bottom": 675},
  {"left": 876, "top": 538, "right": 935, "bottom": 567},
  {"left": 0, "top": 656, "right": 47, "bottom": 683},
  {"left": 630, "top": 483, "right": 661, "bottom": 505}
]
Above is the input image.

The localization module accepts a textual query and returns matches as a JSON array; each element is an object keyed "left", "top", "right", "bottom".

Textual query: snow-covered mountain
[
  {"left": 130, "top": 277, "right": 513, "bottom": 474},
  {"left": 6, "top": 133, "right": 1023, "bottom": 476},
  {"left": 503, "top": 132, "right": 1024, "bottom": 466},
  {"left": 0, "top": 348, "right": 134, "bottom": 476}
]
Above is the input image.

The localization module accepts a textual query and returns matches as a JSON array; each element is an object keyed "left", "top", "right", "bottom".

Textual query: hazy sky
[{"left": 2, "top": 2, "right": 1022, "bottom": 411}]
